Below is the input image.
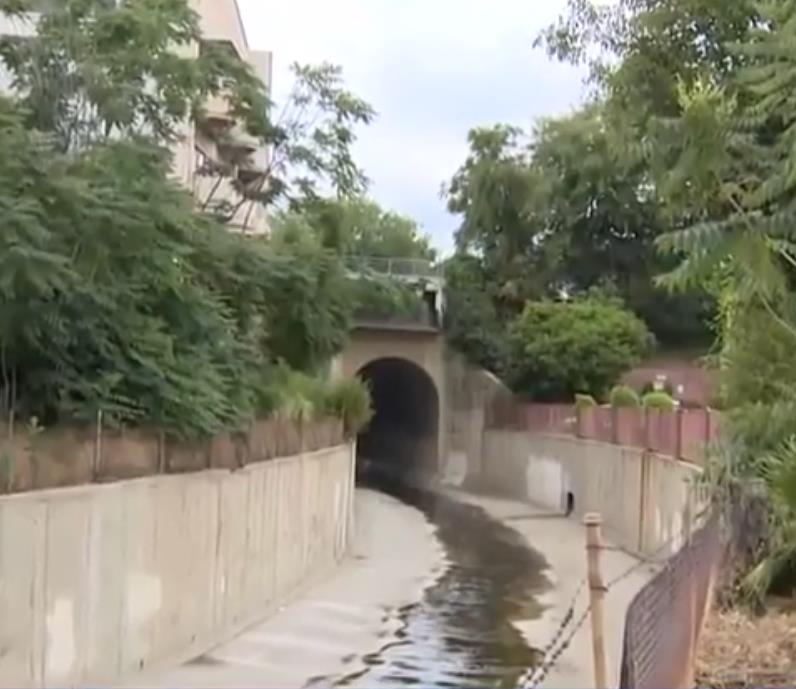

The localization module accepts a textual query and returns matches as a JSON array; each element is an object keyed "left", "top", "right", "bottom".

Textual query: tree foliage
[
  {"left": 198, "top": 62, "right": 376, "bottom": 219},
  {"left": 539, "top": 0, "right": 796, "bottom": 596},
  {"left": 0, "top": 96, "right": 355, "bottom": 434},
  {"left": 507, "top": 298, "right": 653, "bottom": 402},
  {"left": 443, "top": 109, "right": 714, "bottom": 361},
  {"left": 0, "top": 0, "right": 268, "bottom": 152},
  {"left": 442, "top": 254, "right": 509, "bottom": 375},
  {"left": 0, "top": 0, "right": 375, "bottom": 436},
  {"left": 272, "top": 196, "right": 435, "bottom": 259},
  {"left": 0, "top": 0, "right": 375, "bottom": 223}
]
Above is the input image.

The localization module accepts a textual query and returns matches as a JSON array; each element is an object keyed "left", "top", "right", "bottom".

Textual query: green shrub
[
  {"left": 642, "top": 391, "right": 676, "bottom": 411},
  {"left": 610, "top": 385, "right": 641, "bottom": 408},
  {"left": 641, "top": 379, "right": 674, "bottom": 397},
  {"left": 323, "top": 377, "right": 373, "bottom": 438},
  {"left": 575, "top": 393, "right": 597, "bottom": 409},
  {"left": 508, "top": 298, "right": 654, "bottom": 402},
  {"left": 350, "top": 276, "right": 427, "bottom": 322}
]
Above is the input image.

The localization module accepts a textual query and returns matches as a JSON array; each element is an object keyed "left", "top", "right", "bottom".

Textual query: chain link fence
[
  {"left": 619, "top": 513, "right": 722, "bottom": 689},
  {"left": 515, "top": 510, "right": 722, "bottom": 689}
]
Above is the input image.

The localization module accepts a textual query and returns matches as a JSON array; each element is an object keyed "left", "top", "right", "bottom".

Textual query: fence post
[
  {"left": 157, "top": 431, "right": 166, "bottom": 474},
  {"left": 585, "top": 513, "right": 608, "bottom": 689},
  {"left": 92, "top": 408, "right": 103, "bottom": 481},
  {"left": 611, "top": 405, "right": 619, "bottom": 444},
  {"left": 675, "top": 407, "right": 684, "bottom": 460}
]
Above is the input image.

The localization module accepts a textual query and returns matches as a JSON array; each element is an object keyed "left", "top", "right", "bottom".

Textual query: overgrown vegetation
[
  {"left": 538, "top": 0, "right": 796, "bottom": 598},
  {"left": 610, "top": 386, "right": 641, "bottom": 409},
  {"left": 0, "top": 0, "right": 381, "bottom": 438}
]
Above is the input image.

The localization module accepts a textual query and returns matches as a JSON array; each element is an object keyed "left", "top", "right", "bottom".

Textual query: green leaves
[
  {"left": 507, "top": 297, "right": 653, "bottom": 402},
  {"left": 0, "top": 101, "right": 355, "bottom": 435}
]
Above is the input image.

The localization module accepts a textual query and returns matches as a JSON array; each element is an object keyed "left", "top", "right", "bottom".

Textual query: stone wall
[{"left": 0, "top": 444, "right": 355, "bottom": 687}]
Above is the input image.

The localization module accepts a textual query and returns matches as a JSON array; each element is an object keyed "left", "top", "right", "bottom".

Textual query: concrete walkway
[
  {"left": 126, "top": 489, "right": 445, "bottom": 688},
  {"left": 447, "top": 490, "right": 658, "bottom": 688}
]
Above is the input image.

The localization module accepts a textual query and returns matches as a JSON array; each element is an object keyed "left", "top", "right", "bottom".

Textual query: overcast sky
[{"left": 238, "top": 0, "right": 587, "bottom": 255}]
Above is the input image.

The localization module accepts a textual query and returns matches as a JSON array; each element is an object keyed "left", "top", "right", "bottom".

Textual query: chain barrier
[
  {"left": 516, "top": 505, "right": 712, "bottom": 688},
  {"left": 515, "top": 579, "right": 587, "bottom": 688},
  {"left": 606, "top": 504, "right": 711, "bottom": 590}
]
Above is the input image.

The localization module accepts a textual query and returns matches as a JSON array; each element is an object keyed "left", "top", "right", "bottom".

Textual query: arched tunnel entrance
[{"left": 356, "top": 357, "right": 439, "bottom": 483}]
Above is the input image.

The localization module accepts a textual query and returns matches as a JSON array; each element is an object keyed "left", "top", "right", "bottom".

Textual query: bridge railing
[{"left": 344, "top": 256, "right": 442, "bottom": 280}]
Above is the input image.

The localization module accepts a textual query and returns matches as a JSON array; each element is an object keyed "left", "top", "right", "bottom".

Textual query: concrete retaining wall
[
  {"left": 0, "top": 444, "right": 355, "bottom": 688},
  {"left": 480, "top": 432, "right": 706, "bottom": 557}
]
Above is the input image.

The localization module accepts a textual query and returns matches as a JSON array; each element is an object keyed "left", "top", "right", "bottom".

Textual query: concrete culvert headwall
[{"left": 357, "top": 357, "right": 439, "bottom": 482}]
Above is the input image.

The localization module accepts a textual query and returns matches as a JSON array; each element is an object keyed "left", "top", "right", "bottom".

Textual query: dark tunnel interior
[{"left": 356, "top": 358, "right": 439, "bottom": 482}]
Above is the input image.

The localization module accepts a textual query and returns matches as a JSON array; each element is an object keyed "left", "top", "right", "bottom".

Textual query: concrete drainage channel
[{"left": 333, "top": 479, "right": 551, "bottom": 689}]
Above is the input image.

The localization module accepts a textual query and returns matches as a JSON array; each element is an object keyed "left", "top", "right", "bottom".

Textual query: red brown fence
[
  {"left": 492, "top": 402, "right": 721, "bottom": 465},
  {"left": 0, "top": 416, "right": 344, "bottom": 495}
]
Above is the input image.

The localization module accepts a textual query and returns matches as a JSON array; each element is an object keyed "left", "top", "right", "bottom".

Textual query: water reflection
[{"left": 337, "top": 478, "right": 550, "bottom": 689}]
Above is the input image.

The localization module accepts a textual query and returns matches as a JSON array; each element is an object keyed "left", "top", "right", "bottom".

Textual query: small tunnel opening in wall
[{"left": 565, "top": 492, "right": 575, "bottom": 517}]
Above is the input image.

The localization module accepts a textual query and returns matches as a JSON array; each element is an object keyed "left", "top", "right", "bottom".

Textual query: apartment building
[
  {"left": 0, "top": 0, "right": 272, "bottom": 235},
  {"left": 186, "top": 0, "right": 273, "bottom": 234}
]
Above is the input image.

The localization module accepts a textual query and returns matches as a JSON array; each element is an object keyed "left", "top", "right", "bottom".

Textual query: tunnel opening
[{"left": 356, "top": 357, "right": 439, "bottom": 484}]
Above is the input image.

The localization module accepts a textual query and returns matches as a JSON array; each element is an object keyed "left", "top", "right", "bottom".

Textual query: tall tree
[
  {"left": 446, "top": 125, "right": 546, "bottom": 310},
  {"left": 0, "top": 0, "right": 267, "bottom": 152},
  {"left": 272, "top": 197, "right": 435, "bottom": 260},
  {"left": 0, "top": 0, "right": 375, "bottom": 217}
]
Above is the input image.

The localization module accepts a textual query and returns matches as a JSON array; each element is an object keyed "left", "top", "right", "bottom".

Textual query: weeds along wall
[{"left": 0, "top": 443, "right": 355, "bottom": 687}]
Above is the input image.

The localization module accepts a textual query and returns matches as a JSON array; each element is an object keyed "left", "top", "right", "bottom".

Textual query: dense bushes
[
  {"left": 0, "top": 100, "right": 363, "bottom": 436},
  {"left": 508, "top": 298, "right": 653, "bottom": 402},
  {"left": 642, "top": 391, "right": 676, "bottom": 411},
  {"left": 350, "top": 275, "right": 428, "bottom": 324}
]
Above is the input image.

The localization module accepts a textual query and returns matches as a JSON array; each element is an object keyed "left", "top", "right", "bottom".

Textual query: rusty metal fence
[{"left": 619, "top": 513, "right": 722, "bottom": 689}]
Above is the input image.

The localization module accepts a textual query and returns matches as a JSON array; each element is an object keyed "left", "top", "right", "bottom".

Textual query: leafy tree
[
  {"left": 571, "top": 0, "right": 796, "bottom": 596},
  {"left": 446, "top": 125, "right": 545, "bottom": 310},
  {"left": 443, "top": 254, "right": 509, "bottom": 375},
  {"left": 0, "top": 95, "right": 354, "bottom": 435},
  {"left": 0, "top": 0, "right": 268, "bottom": 152},
  {"left": 199, "top": 62, "right": 376, "bottom": 219},
  {"left": 444, "top": 110, "right": 714, "bottom": 350},
  {"left": 272, "top": 196, "right": 435, "bottom": 259},
  {"left": 538, "top": 0, "right": 757, "bottom": 123},
  {"left": 507, "top": 297, "right": 653, "bottom": 402},
  {"left": 0, "top": 0, "right": 375, "bottom": 218}
]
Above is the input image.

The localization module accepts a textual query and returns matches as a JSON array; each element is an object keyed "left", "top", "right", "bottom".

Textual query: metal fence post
[{"left": 585, "top": 513, "right": 608, "bottom": 689}]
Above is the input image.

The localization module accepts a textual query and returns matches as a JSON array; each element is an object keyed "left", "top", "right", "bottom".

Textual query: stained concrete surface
[
  {"left": 445, "top": 490, "right": 659, "bottom": 689},
  {"left": 124, "top": 489, "right": 445, "bottom": 688},
  {"left": 127, "top": 488, "right": 654, "bottom": 689}
]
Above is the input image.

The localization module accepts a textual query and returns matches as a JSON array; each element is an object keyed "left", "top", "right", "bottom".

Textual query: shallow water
[{"left": 336, "top": 480, "right": 550, "bottom": 689}]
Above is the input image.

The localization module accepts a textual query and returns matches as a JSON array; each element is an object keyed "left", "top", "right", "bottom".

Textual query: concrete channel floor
[
  {"left": 446, "top": 490, "right": 659, "bottom": 689},
  {"left": 126, "top": 487, "right": 656, "bottom": 689},
  {"left": 125, "top": 489, "right": 446, "bottom": 689}
]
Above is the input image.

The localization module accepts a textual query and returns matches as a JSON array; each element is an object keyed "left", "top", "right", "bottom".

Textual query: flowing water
[{"left": 334, "top": 480, "right": 550, "bottom": 689}]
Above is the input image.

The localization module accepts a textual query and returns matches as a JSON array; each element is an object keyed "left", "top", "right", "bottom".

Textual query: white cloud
[{"left": 238, "top": 0, "right": 586, "bottom": 254}]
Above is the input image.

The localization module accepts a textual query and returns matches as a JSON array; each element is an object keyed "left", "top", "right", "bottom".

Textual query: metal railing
[{"left": 344, "top": 256, "right": 442, "bottom": 280}]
